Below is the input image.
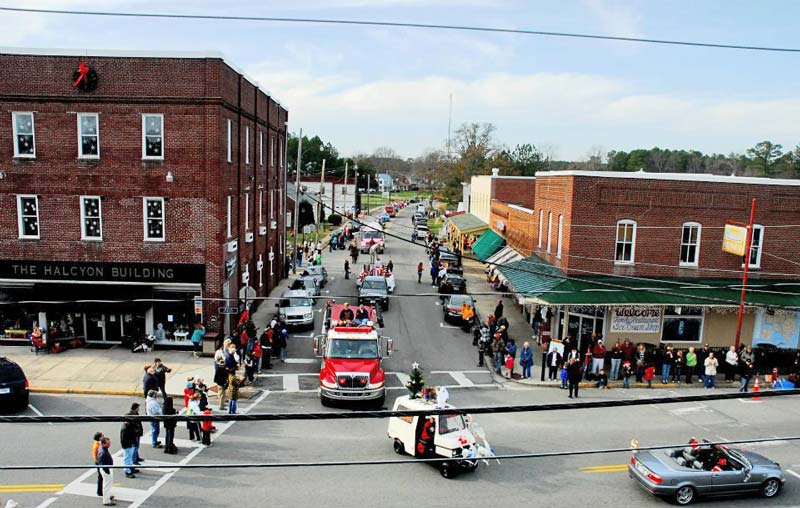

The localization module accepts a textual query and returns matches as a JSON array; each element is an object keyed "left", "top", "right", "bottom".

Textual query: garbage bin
[{"left": 202, "top": 332, "right": 220, "bottom": 357}]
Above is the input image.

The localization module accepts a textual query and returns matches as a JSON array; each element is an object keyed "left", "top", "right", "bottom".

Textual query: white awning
[{"left": 486, "top": 246, "right": 523, "bottom": 267}]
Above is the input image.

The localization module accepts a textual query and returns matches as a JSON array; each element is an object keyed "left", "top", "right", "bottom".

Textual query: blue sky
[{"left": 2, "top": 0, "right": 800, "bottom": 160}]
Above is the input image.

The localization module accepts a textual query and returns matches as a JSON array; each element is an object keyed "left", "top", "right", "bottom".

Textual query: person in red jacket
[
  {"left": 201, "top": 408, "right": 213, "bottom": 446},
  {"left": 416, "top": 417, "right": 436, "bottom": 457},
  {"left": 644, "top": 365, "right": 656, "bottom": 389}
]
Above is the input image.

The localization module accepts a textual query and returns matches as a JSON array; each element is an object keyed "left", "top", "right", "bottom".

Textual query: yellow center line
[
  {"left": 0, "top": 482, "right": 121, "bottom": 493},
  {"left": 580, "top": 464, "right": 629, "bottom": 473}
]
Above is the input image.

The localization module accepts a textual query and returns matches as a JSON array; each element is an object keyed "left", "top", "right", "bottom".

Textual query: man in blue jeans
[
  {"left": 145, "top": 390, "right": 163, "bottom": 448},
  {"left": 492, "top": 334, "right": 505, "bottom": 375},
  {"left": 120, "top": 404, "right": 141, "bottom": 478}
]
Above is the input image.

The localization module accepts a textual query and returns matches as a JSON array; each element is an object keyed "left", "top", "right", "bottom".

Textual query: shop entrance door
[
  {"left": 567, "top": 312, "right": 605, "bottom": 356},
  {"left": 86, "top": 313, "right": 105, "bottom": 341},
  {"left": 105, "top": 314, "right": 122, "bottom": 342}
]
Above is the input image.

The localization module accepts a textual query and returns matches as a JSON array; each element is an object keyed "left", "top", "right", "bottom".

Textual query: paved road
[{"left": 3, "top": 207, "right": 800, "bottom": 507}]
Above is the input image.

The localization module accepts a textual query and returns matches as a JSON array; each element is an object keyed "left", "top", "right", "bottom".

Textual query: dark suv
[
  {"left": 358, "top": 276, "right": 390, "bottom": 310},
  {"left": 0, "top": 357, "right": 29, "bottom": 411}
]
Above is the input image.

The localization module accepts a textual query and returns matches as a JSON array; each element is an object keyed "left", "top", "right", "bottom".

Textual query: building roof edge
[{"left": 535, "top": 170, "right": 800, "bottom": 187}]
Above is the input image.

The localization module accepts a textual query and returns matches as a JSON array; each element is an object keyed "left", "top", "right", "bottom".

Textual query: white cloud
[
  {"left": 249, "top": 65, "right": 800, "bottom": 159},
  {"left": 583, "top": 0, "right": 643, "bottom": 38}
]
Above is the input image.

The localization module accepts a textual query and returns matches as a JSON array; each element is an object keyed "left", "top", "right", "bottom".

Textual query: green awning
[
  {"left": 471, "top": 229, "right": 505, "bottom": 261},
  {"left": 498, "top": 255, "right": 800, "bottom": 308},
  {"left": 447, "top": 213, "right": 488, "bottom": 235}
]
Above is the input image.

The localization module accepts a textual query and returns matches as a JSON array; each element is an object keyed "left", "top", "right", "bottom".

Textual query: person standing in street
[
  {"left": 567, "top": 358, "right": 582, "bottom": 398},
  {"left": 162, "top": 396, "right": 178, "bottom": 454},
  {"left": 417, "top": 262, "right": 423, "bottom": 283},
  {"left": 97, "top": 437, "right": 116, "bottom": 506},
  {"left": 186, "top": 393, "right": 202, "bottom": 441},
  {"left": 492, "top": 333, "right": 505, "bottom": 375},
  {"left": 227, "top": 370, "right": 244, "bottom": 414},
  {"left": 519, "top": 342, "right": 533, "bottom": 379},
  {"left": 704, "top": 352, "right": 719, "bottom": 389},
  {"left": 201, "top": 408, "right": 213, "bottom": 446},
  {"left": 430, "top": 263, "right": 439, "bottom": 286},
  {"left": 344, "top": 259, "right": 351, "bottom": 279},
  {"left": 120, "top": 405, "right": 139, "bottom": 478},
  {"left": 387, "top": 260, "right": 394, "bottom": 273},
  {"left": 142, "top": 366, "right": 159, "bottom": 399},
  {"left": 93, "top": 432, "right": 104, "bottom": 498},
  {"left": 190, "top": 322, "right": 206, "bottom": 357},
  {"left": 494, "top": 300, "right": 504, "bottom": 320},
  {"left": 739, "top": 360, "right": 754, "bottom": 392},
  {"left": 145, "top": 390, "right": 163, "bottom": 449},
  {"left": 330, "top": 235, "right": 337, "bottom": 252},
  {"left": 152, "top": 358, "right": 171, "bottom": 400}
]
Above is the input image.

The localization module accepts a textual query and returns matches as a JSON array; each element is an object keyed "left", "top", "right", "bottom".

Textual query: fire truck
[{"left": 313, "top": 302, "right": 392, "bottom": 407}]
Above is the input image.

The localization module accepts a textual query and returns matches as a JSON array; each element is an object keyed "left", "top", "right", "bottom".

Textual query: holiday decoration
[
  {"left": 406, "top": 362, "right": 425, "bottom": 398},
  {"left": 72, "top": 61, "right": 99, "bottom": 92}
]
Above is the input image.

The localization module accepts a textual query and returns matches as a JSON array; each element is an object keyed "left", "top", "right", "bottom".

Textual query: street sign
[
  {"left": 218, "top": 306, "right": 239, "bottom": 314},
  {"left": 193, "top": 297, "right": 202, "bottom": 315},
  {"left": 722, "top": 224, "right": 747, "bottom": 256}
]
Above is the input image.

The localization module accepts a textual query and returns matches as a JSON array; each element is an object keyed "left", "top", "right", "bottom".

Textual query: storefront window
[{"left": 661, "top": 306, "right": 703, "bottom": 343}]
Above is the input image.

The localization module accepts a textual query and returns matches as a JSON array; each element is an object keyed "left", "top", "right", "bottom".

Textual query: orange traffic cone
[{"left": 752, "top": 375, "right": 761, "bottom": 401}]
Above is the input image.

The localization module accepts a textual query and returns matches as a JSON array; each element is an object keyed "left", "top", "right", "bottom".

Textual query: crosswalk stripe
[{"left": 283, "top": 374, "right": 300, "bottom": 392}]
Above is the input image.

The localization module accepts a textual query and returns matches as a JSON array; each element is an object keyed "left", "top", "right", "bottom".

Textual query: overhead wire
[{"left": 2, "top": 6, "right": 800, "bottom": 54}]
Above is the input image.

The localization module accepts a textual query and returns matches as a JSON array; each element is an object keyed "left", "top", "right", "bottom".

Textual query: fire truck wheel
[
  {"left": 320, "top": 395, "right": 333, "bottom": 407},
  {"left": 375, "top": 394, "right": 386, "bottom": 408},
  {"left": 439, "top": 462, "right": 455, "bottom": 479},
  {"left": 393, "top": 439, "right": 405, "bottom": 455}
]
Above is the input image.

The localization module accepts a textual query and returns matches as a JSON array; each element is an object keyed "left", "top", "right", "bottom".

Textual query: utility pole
[
  {"left": 291, "top": 128, "right": 302, "bottom": 274},
  {"left": 316, "top": 158, "right": 326, "bottom": 243},
  {"left": 343, "top": 160, "right": 349, "bottom": 218},
  {"left": 366, "top": 173, "right": 371, "bottom": 215},
  {"left": 353, "top": 163, "right": 359, "bottom": 217}
]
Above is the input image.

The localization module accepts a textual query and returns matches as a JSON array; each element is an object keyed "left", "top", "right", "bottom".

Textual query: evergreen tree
[{"left": 406, "top": 362, "right": 425, "bottom": 398}]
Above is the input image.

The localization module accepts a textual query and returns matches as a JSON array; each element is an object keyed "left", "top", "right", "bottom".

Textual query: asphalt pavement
[{"left": 3, "top": 206, "right": 800, "bottom": 507}]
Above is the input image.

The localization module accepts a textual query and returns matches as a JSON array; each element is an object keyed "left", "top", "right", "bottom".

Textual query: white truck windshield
[{"left": 438, "top": 413, "right": 466, "bottom": 435}]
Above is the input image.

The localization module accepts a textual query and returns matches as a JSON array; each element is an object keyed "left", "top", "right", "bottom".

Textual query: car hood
[
  {"left": 324, "top": 358, "right": 382, "bottom": 379},
  {"left": 437, "top": 429, "right": 476, "bottom": 450},
  {"left": 360, "top": 288, "right": 387, "bottom": 296}
]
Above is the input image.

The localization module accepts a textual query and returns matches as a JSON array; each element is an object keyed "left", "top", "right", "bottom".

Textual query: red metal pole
[{"left": 734, "top": 198, "right": 757, "bottom": 350}]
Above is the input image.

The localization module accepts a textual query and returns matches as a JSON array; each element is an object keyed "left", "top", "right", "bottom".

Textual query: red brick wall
[
  {"left": 531, "top": 176, "right": 574, "bottom": 270},
  {"left": 492, "top": 177, "right": 536, "bottom": 209},
  {"left": 491, "top": 200, "right": 536, "bottom": 256},
  {"left": 0, "top": 53, "right": 288, "bottom": 327},
  {"left": 535, "top": 174, "right": 800, "bottom": 280}
]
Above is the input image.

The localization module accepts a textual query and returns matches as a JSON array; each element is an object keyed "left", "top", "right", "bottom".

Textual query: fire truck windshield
[{"left": 327, "top": 339, "right": 379, "bottom": 359}]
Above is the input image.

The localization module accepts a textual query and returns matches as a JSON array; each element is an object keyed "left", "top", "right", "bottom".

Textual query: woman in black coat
[
  {"left": 567, "top": 358, "right": 583, "bottom": 399},
  {"left": 162, "top": 397, "right": 178, "bottom": 454}
]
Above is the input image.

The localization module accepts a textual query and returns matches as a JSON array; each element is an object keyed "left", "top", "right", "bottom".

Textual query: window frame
[
  {"left": 245, "top": 125, "right": 250, "bottom": 165},
  {"left": 77, "top": 113, "right": 100, "bottom": 159},
  {"left": 17, "top": 194, "right": 40, "bottom": 239},
  {"left": 226, "top": 119, "right": 232, "bottom": 163},
  {"left": 245, "top": 193, "right": 250, "bottom": 231},
  {"left": 746, "top": 224, "right": 764, "bottom": 269},
  {"left": 258, "top": 190, "right": 264, "bottom": 225},
  {"left": 279, "top": 139, "right": 283, "bottom": 168},
  {"left": 80, "top": 195, "right": 103, "bottom": 241},
  {"left": 12, "top": 111, "right": 36, "bottom": 158},
  {"left": 270, "top": 134, "right": 276, "bottom": 167},
  {"left": 679, "top": 222, "right": 701, "bottom": 267},
  {"left": 259, "top": 130, "right": 264, "bottom": 166},
  {"left": 546, "top": 212, "right": 553, "bottom": 253},
  {"left": 556, "top": 214, "right": 563, "bottom": 259},
  {"left": 226, "top": 195, "right": 232, "bottom": 239},
  {"left": 538, "top": 209, "right": 543, "bottom": 248},
  {"left": 614, "top": 219, "right": 637, "bottom": 265},
  {"left": 661, "top": 306, "right": 704, "bottom": 343},
  {"left": 142, "top": 197, "right": 166, "bottom": 242},
  {"left": 141, "top": 114, "right": 164, "bottom": 160}
]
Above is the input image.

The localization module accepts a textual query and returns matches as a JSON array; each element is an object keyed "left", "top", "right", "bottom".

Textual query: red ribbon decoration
[{"left": 73, "top": 62, "right": 89, "bottom": 87}]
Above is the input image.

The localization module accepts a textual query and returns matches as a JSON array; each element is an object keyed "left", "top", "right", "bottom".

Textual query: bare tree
[{"left": 648, "top": 149, "right": 669, "bottom": 173}]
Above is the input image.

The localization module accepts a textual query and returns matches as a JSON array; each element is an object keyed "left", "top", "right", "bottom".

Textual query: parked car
[
  {"left": 439, "top": 251, "right": 461, "bottom": 268},
  {"left": 359, "top": 275, "right": 390, "bottom": 310},
  {"left": 0, "top": 357, "right": 29, "bottom": 411},
  {"left": 304, "top": 265, "right": 328, "bottom": 288},
  {"left": 629, "top": 440, "right": 784, "bottom": 505},
  {"left": 275, "top": 290, "right": 315, "bottom": 330},
  {"left": 442, "top": 294, "right": 476, "bottom": 324},
  {"left": 439, "top": 274, "right": 467, "bottom": 298}
]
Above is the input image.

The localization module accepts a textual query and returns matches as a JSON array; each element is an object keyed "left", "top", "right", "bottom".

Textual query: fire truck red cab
[{"left": 313, "top": 303, "right": 392, "bottom": 407}]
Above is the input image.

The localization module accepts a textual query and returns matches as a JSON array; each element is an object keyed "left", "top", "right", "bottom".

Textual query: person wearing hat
[
  {"left": 591, "top": 339, "right": 606, "bottom": 376},
  {"left": 153, "top": 358, "right": 171, "bottom": 400},
  {"left": 145, "top": 390, "right": 162, "bottom": 448}
]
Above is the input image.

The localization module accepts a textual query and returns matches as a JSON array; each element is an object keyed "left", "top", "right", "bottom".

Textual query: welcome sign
[{"left": 610, "top": 307, "right": 661, "bottom": 333}]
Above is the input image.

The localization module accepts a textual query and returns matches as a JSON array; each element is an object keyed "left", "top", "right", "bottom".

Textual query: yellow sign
[{"left": 722, "top": 224, "right": 747, "bottom": 256}]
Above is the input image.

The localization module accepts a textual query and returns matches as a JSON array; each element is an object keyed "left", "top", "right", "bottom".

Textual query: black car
[
  {"left": 358, "top": 276, "right": 390, "bottom": 310},
  {"left": 442, "top": 294, "right": 476, "bottom": 324},
  {"left": 438, "top": 251, "right": 461, "bottom": 268},
  {"left": 439, "top": 275, "right": 467, "bottom": 299},
  {"left": 0, "top": 357, "right": 29, "bottom": 411}
]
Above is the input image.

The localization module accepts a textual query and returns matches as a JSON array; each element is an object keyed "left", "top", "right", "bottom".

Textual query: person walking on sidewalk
[
  {"left": 567, "top": 358, "right": 582, "bottom": 398},
  {"left": 162, "top": 397, "right": 178, "bottom": 455},
  {"left": 704, "top": 352, "right": 718, "bottom": 389},
  {"left": 494, "top": 300, "right": 504, "bottom": 320},
  {"left": 145, "top": 390, "right": 163, "bottom": 449},
  {"left": 519, "top": 342, "right": 533, "bottom": 379},
  {"left": 685, "top": 347, "right": 697, "bottom": 384},
  {"left": 417, "top": 262, "right": 423, "bottom": 283},
  {"left": 153, "top": 358, "right": 171, "bottom": 400},
  {"left": 97, "top": 437, "right": 116, "bottom": 506},
  {"left": 190, "top": 323, "right": 206, "bottom": 357}
]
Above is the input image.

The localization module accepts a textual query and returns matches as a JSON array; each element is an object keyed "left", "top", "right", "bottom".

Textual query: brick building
[
  {"left": 0, "top": 49, "right": 288, "bottom": 345},
  {"left": 492, "top": 171, "right": 800, "bottom": 351},
  {"left": 469, "top": 170, "right": 535, "bottom": 224}
]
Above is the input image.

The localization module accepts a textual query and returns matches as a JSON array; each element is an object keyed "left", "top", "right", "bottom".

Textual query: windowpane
[
  {"left": 748, "top": 227, "right": 763, "bottom": 267},
  {"left": 615, "top": 221, "right": 635, "bottom": 263},
  {"left": 144, "top": 198, "right": 165, "bottom": 240},
  {"left": 79, "top": 114, "right": 99, "bottom": 157},
  {"left": 680, "top": 224, "right": 700, "bottom": 265},
  {"left": 13, "top": 112, "right": 35, "bottom": 156},
  {"left": 18, "top": 196, "right": 39, "bottom": 238},
  {"left": 82, "top": 197, "right": 102, "bottom": 239},
  {"left": 143, "top": 115, "right": 164, "bottom": 158}
]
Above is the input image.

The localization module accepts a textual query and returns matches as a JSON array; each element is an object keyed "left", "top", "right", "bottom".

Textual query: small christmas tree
[{"left": 406, "top": 362, "right": 425, "bottom": 398}]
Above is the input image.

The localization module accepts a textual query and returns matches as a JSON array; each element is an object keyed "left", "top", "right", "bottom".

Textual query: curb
[
  {"left": 30, "top": 387, "right": 153, "bottom": 397},
  {"left": 504, "top": 376, "right": 760, "bottom": 390}
]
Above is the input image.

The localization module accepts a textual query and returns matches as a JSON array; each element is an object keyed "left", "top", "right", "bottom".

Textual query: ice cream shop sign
[
  {"left": 609, "top": 307, "right": 661, "bottom": 333},
  {"left": 0, "top": 260, "right": 204, "bottom": 284}
]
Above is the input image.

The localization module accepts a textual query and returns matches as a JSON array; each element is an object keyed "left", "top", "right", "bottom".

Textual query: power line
[
  {"left": 1, "top": 435, "right": 798, "bottom": 470},
  {"left": 0, "top": 389, "right": 796, "bottom": 423},
  {"left": 1, "top": 6, "right": 800, "bottom": 54}
]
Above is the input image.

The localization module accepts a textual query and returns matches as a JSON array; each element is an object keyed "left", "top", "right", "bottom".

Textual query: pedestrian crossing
[
  {"left": 256, "top": 369, "right": 496, "bottom": 392},
  {"left": 34, "top": 391, "right": 269, "bottom": 508}
]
